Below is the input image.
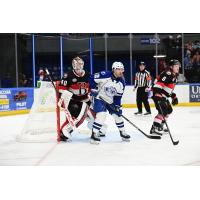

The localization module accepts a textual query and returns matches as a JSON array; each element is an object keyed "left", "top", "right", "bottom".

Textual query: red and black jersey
[
  {"left": 153, "top": 70, "right": 178, "bottom": 98},
  {"left": 59, "top": 70, "right": 90, "bottom": 102}
]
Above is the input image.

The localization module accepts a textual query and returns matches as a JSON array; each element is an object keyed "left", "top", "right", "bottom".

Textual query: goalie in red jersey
[
  {"left": 57, "top": 56, "right": 97, "bottom": 142},
  {"left": 150, "top": 59, "right": 181, "bottom": 135}
]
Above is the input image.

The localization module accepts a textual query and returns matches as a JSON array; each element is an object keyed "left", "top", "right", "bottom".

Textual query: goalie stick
[
  {"left": 45, "top": 68, "right": 76, "bottom": 132},
  {"left": 99, "top": 97, "right": 161, "bottom": 140},
  {"left": 158, "top": 101, "right": 179, "bottom": 145}
]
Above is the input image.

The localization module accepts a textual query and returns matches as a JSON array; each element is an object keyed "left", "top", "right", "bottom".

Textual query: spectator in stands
[
  {"left": 184, "top": 41, "right": 198, "bottom": 83},
  {"left": 192, "top": 49, "right": 200, "bottom": 68},
  {"left": 38, "top": 67, "right": 45, "bottom": 81},
  {"left": 158, "top": 58, "right": 167, "bottom": 74},
  {"left": 19, "top": 73, "right": 28, "bottom": 87},
  {"left": 192, "top": 40, "right": 200, "bottom": 50},
  {"left": 52, "top": 66, "right": 60, "bottom": 81}
]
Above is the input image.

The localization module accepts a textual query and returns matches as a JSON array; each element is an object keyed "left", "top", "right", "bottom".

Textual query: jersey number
[
  {"left": 162, "top": 76, "right": 166, "bottom": 81},
  {"left": 77, "top": 82, "right": 87, "bottom": 95}
]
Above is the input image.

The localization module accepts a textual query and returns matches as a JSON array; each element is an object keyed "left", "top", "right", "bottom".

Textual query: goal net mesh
[{"left": 17, "top": 81, "right": 60, "bottom": 143}]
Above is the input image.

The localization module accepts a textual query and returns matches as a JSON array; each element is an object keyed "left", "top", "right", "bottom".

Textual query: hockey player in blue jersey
[{"left": 89, "top": 62, "right": 131, "bottom": 144}]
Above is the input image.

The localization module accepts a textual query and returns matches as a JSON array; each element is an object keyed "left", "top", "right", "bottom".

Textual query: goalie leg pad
[{"left": 58, "top": 90, "right": 73, "bottom": 109}]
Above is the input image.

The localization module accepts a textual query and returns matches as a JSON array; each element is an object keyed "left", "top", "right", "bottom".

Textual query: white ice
[{"left": 0, "top": 107, "right": 200, "bottom": 165}]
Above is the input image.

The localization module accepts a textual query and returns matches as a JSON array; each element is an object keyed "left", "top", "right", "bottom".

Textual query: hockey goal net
[{"left": 17, "top": 81, "right": 62, "bottom": 143}]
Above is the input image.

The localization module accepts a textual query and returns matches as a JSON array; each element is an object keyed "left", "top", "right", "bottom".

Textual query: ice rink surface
[{"left": 0, "top": 107, "right": 200, "bottom": 166}]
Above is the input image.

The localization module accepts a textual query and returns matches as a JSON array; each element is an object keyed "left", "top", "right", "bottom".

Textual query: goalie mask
[{"left": 72, "top": 57, "right": 84, "bottom": 73}]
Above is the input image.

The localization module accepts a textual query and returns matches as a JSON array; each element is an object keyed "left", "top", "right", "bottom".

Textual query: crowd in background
[
  {"left": 1, "top": 39, "right": 200, "bottom": 88},
  {"left": 184, "top": 40, "right": 200, "bottom": 83}
]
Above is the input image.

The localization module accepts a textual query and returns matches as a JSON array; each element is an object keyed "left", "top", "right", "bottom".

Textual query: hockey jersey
[
  {"left": 59, "top": 70, "right": 90, "bottom": 102},
  {"left": 153, "top": 70, "right": 178, "bottom": 98},
  {"left": 89, "top": 71, "right": 125, "bottom": 106}
]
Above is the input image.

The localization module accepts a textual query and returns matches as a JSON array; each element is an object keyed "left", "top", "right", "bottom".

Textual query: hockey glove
[
  {"left": 110, "top": 104, "right": 122, "bottom": 116},
  {"left": 171, "top": 93, "right": 178, "bottom": 106}
]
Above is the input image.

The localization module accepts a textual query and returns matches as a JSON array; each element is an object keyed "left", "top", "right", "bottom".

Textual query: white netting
[
  {"left": 17, "top": 81, "right": 91, "bottom": 143},
  {"left": 17, "top": 81, "right": 59, "bottom": 143}
]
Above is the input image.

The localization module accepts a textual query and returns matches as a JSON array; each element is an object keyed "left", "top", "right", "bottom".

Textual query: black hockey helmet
[
  {"left": 139, "top": 61, "right": 146, "bottom": 66},
  {"left": 168, "top": 59, "right": 181, "bottom": 67}
]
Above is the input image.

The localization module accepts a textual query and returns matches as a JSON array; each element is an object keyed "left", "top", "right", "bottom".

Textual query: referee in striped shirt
[{"left": 133, "top": 61, "right": 152, "bottom": 115}]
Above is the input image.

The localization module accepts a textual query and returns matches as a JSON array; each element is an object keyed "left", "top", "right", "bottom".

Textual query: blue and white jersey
[{"left": 89, "top": 71, "right": 125, "bottom": 106}]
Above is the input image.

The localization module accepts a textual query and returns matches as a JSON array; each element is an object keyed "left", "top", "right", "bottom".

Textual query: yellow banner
[{"left": 0, "top": 99, "right": 9, "bottom": 105}]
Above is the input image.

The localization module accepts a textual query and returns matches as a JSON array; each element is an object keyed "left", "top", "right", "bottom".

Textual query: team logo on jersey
[
  {"left": 104, "top": 86, "right": 117, "bottom": 97},
  {"left": 72, "top": 78, "right": 77, "bottom": 82}
]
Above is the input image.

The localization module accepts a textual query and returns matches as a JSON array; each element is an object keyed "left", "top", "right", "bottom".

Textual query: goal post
[
  {"left": 56, "top": 81, "right": 61, "bottom": 142},
  {"left": 17, "top": 81, "right": 61, "bottom": 143}
]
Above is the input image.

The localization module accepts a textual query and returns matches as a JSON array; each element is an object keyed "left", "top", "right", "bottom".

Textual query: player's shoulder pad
[
  {"left": 165, "top": 70, "right": 172, "bottom": 76},
  {"left": 93, "top": 71, "right": 112, "bottom": 79}
]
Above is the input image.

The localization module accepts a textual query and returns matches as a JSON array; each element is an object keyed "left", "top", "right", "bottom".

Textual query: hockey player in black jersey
[
  {"left": 58, "top": 57, "right": 97, "bottom": 142},
  {"left": 150, "top": 59, "right": 180, "bottom": 135}
]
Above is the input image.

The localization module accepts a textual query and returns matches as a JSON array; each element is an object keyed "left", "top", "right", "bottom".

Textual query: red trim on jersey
[
  {"left": 156, "top": 75, "right": 160, "bottom": 81},
  {"left": 58, "top": 85, "right": 69, "bottom": 90},
  {"left": 70, "top": 82, "right": 90, "bottom": 90},
  {"left": 166, "top": 83, "right": 175, "bottom": 90},
  {"left": 156, "top": 82, "right": 165, "bottom": 88}
]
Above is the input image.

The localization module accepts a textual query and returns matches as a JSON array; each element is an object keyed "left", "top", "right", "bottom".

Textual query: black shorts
[{"left": 153, "top": 97, "right": 173, "bottom": 116}]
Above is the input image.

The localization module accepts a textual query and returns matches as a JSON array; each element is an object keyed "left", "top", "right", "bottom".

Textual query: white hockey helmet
[
  {"left": 72, "top": 56, "right": 84, "bottom": 70},
  {"left": 112, "top": 62, "right": 124, "bottom": 71}
]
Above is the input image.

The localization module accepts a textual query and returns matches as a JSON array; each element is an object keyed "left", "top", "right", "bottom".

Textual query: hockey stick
[
  {"left": 157, "top": 101, "right": 179, "bottom": 145},
  {"left": 45, "top": 68, "right": 76, "bottom": 129},
  {"left": 99, "top": 97, "right": 161, "bottom": 140},
  {"left": 121, "top": 114, "right": 161, "bottom": 140}
]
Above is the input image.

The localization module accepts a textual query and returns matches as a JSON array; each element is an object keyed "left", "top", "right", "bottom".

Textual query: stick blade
[
  {"left": 173, "top": 140, "right": 179, "bottom": 145},
  {"left": 148, "top": 135, "right": 162, "bottom": 139}
]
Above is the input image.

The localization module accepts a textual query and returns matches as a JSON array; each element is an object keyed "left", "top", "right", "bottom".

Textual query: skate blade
[
  {"left": 151, "top": 131, "right": 163, "bottom": 136},
  {"left": 60, "top": 138, "right": 72, "bottom": 142},
  {"left": 121, "top": 138, "right": 130, "bottom": 142},
  {"left": 90, "top": 139, "right": 100, "bottom": 145},
  {"left": 97, "top": 133, "right": 106, "bottom": 137}
]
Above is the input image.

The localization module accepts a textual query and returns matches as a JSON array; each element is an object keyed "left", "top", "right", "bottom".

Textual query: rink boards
[
  {"left": 0, "top": 83, "right": 200, "bottom": 116},
  {"left": 122, "top": 83, "right": 200, "bottom": 108}
]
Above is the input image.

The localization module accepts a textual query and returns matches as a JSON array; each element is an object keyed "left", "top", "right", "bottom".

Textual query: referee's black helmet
[{"left": 139, "top": 61, "right": 146, "bottom": 66}]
